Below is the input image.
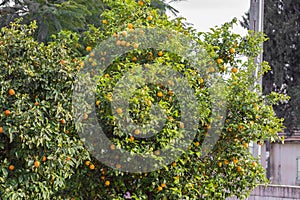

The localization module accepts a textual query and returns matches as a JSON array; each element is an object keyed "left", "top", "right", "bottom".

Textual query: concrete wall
[
  {"left": 249, "top": 185, "right": 300, "bottom": 200},
  {"left": 269, "top": 143, "right": 300, "bottom": 185},
  {"left": 228, "top": 185, "right": 300, "bottom": 200}
]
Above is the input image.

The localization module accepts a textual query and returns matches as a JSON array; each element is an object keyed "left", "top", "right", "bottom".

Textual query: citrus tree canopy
[{"left": 0, "top": 0, "right": 285, "bottom": 199}]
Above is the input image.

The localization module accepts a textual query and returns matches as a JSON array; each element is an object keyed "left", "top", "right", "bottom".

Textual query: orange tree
[{"left": 0, "top": 0, "right": 286, "bottom": 199}]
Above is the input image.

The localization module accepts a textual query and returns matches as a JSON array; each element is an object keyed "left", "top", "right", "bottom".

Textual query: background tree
[
  {"left": 262, "top": 0, "right": 300, "bottom": 133},
  {"left": 0, "top": 0, "right": 106, "bottom": 42},
  {"left": 0, "top": 0, "right": 181, "bottom": 42}
]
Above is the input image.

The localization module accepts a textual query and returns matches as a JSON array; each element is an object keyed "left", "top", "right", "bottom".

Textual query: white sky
[{"left": 167, "top": 0, "right": 251, "bottom": 35}]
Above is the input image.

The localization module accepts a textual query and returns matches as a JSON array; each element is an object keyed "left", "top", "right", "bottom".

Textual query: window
[{"left": 296, "top": 157, "right": 300, "bottom": 185}]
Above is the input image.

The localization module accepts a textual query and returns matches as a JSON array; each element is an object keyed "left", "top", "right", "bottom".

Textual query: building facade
[{"left": 267, "top": 134, "right": 300, "bottom": 186}]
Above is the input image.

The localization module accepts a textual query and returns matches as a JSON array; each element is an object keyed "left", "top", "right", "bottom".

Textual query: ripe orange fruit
[
  {"left": 107, "top": 94, "right": 112, "bottom": 102},
  {"left": 34, "top": 102, "right": 39, "bottom": 106},
  {"left": 100, "top": 176, "right": 105, "bottom": 180},
  {"left": 134, "top": 129, "right": 140, "bottom": 135},
  {"left": 120, "top": 40, "right": 126, "bottom": 46},
  {"left": 96, "top": 100, "right": 101, "bottom": 106},
  {"left": 116, "top": 108, "right": 123, "bottom": 115},
  {"left": 116, "top": 164, "right": 121, "bottom": 169},
  {"left": 233, "top": 158, "right": 238, "bottom": 164},
  {"left": 66, "top": 157, "right": 71, "bottom": 161},
  {"left": 8, "top": 165, "right": 15, "bottom": 171},
  {"left": 157, "top": 186, "right": 163, "bottom": 192},
  {"left": 132, "top": 43, "right": 139, "bottom": 49},
  {"left": 172, "top": 162, "right": 177, "bottom": 167},
  {"left": 34, "top": 161, "right": 40, "bottom": 168},
  {"left": 217, "top": 58, "right": 223, "bottom": 64},
  {"left": 146, "top": 100, "right": 152, "bottom": 107},
  {"left": 205, "top": 124, "right": 211, "bottom": 130},
  {"left": 61, "top": 60, "right": 67, "bottom": 65},
  {"left": 195, "top": 141, "right": 200, "bottom": 147},
  {"left": 113, "top": 32, "right": 118, "bottom": 38},
  {"left": 252, "top": 162, "right": 257, "bottom": 167},
  {"left": 147, "top": 15, "right": 153, "bottom": 21},
  {"left": 102, "top": 19, "right": 107, "bottom": 24},
  {"left": 157, "top": 51, "right": 163, "bottom": 57},
  {"left": 79, "top": 61, "right": 85, "bottom": 68},
  {"left": 161, "top": 183, "right": 166, "bottom": 188},
  {"left": 224, "top": 160, "right": 229, "bottom": 165},
  {"left": 110, "top": 144, "right": 115, "bottom": 150},
  {"left": 243, "top": 143, "right": 249, "bottom": 148},
  {"left": 132, "top": 57, "right": 137, "bottom": 62},
  {"left": 4, "top": 110, "right": 10, "bottom": 116},
  {"left": 128, "top": 23, "right": 134, "bottom": 29},
  {"left": 157, "top": 91, "right": 163, "bottom": 97},
  {"left": 42, "top": 156, "right": 47, "bottom": 162},
  {"left": 129, "top": 136, "right": 135, "bottom": 142},
  {"left": 229, "top": 48, "right": 235, "bottom": 54},
  {"left": 89, "top": 164, "right": 95, "bottom": 170},
  {"left": 238, "top": 125, "right": 244, "bottom": 130},
  {"left": 86, "top": 46, "right": 92, "bottom": 52},
  {"left": 105, "top": 180, "right": 110, "bottom": 186},
  {"left": 85, "top": 161, "right": 90, "bottom": 166},
  {"left": 138, "top": 0, "right": 144, "bottom": 6},
  {"left": 0, "top": 127, "right": 3, "bottom": 134},
  {"left": 89, "top": 52, "right": 95, "bottom": 57},
  {"left": 237, "top": 166, "right": 242, "bottom": 172},
  {"left": 232, "top": 67, "right": 238, "bottom": 73},
  {"left": 8, "top": 89, "right": 15, "bottom": 96},
  {"left": 61, "top": 119, "right": 66, "bottom": 124}
]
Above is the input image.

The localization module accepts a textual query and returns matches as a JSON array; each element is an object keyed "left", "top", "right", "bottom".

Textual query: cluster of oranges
[
  {"left": 1, "top": 89, "right": 16, "bottom": 135},
  {"left": 215, "top": 48, "right": 239, "bottom": 73},
  {"left": 3, "top": 89, "right": 15, "bottom": 118},
  {"left": 8, "top": 158, "right": 43, "bottom": 171},
  {"left": 218, "top": 157, "right": 257, "bottom": 173},
  {"left": 85, "top": 160, "right": 95, "bottom": 170},
  {"left": 157, "top": 183, "right": 166, "bottom": 192},
  {"left": 99, "top": 168, "right": 110, "bottom": 186}
]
